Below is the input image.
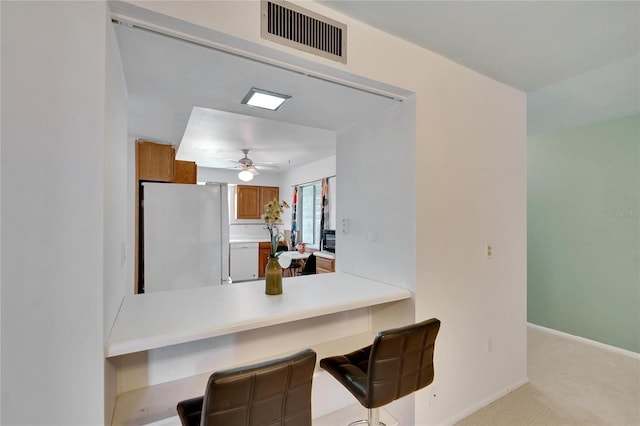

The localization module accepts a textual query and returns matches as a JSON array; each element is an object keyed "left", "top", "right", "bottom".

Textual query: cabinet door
[
  {"left": 173, "top": 160, "right": 197, "bottom": 184},
  {"left": 236, "top": 185, "right": 261, "bottom": 219},
  {"left": 260, "top": 186, "right": 279, "bottom": 207},
  {"left": 136, "top": 141, "right": 175, "bottom": 182},
  {"left": 316, "top": 257, "right": 335, "bottom": 274},
  {"left": 258, "top": 242, "right": 271, "bottom": 278}
]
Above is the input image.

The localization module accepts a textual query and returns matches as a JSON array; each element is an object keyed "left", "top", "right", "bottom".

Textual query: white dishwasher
[{"left": 230, "top": 242, "right": 259, "bottom": 282}]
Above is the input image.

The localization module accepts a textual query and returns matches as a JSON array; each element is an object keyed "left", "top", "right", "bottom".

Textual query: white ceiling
[
  {"left": 322, "top": 1, "right": 639, "bottom": 92},
  {"left": 114, "top": 23, "right": 399, "bottom": 173},
  {"left": 177, "top": 107, "right": 337, "bottom": 169},
  {"left": 320, "top": 0, "right": 640, "bottom": 134},
  {"left": 114, "top": 1, "right": 639, "bottom": 173}
]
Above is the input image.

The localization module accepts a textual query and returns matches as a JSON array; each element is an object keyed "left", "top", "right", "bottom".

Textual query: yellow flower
[{"left": 263, "top": 198, "right": 290, "bottom": 256}]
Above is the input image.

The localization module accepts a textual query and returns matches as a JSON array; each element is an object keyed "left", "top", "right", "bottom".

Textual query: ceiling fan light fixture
[
  {"left": 241, "top": 87, "right": 291, "bottom": 111},
  {"left": 238, "top": 169, "right": 254, "bottom": 182}
]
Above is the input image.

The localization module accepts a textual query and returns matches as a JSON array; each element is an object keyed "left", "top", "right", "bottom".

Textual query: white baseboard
[
  {"left": 527, "top": 322, "right": 640, "bottom": 360},
  {"left": 440, "top": 377, "right": 530, "bottom": 426}
]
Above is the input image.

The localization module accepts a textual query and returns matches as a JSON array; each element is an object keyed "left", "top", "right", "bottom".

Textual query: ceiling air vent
[{"left": 261, "top": 0, "right": 347, "bottom": 63}]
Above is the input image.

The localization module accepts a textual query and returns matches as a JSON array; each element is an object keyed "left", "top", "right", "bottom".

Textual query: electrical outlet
[{"left": 485, "top": 243, "right": 493, "bottom": 259}]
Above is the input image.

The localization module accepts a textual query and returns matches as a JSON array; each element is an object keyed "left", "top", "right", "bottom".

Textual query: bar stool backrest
[
  {"left": 201, "top": 348, "right": 316, "bottom": 426},
  {"left": 365, "top": 318, "right": 441, "bottom": 408}
]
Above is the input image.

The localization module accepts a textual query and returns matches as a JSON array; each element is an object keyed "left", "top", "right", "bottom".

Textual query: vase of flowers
[{"left": 262, "top": 198, "right": 289, "bottom": 295}]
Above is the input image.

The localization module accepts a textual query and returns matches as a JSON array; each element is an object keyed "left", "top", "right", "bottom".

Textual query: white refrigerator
[{"left": 142, "top": 182, "right": 230, "bottom": 293}]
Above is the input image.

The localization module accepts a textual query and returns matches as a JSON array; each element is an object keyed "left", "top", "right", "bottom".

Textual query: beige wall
[
  {"left": 116, "top": 1, "right": 528, "bottom": 424},
  {"left": 1, "top": 1, "right": 526, "bottom": 424}
]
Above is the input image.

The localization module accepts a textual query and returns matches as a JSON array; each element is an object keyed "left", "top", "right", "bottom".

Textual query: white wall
[
  {"left": 414, "top": 51, "right": 528, "bottom": 424},
  {"left": 1, "top": 2, "right": 109, "bottom": 423},
  {"left": 104, "top": 15, "right": 131, "bottom": 424},
  {"left": 0, "top": 3, "right": 3, "bottom": 421},
  {"left": 104, "top": 7, "right": 129, "bottom": 352},
  {"left": 337, "top": 99, "right": 416, "bottom": 290},
  {"left": 0, "top": 1, "right": 527, "bottom": 424}
]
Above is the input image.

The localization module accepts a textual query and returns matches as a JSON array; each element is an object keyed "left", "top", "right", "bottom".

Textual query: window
[{"left": 298, "top": 181, "right": 322, "bottom": 247}]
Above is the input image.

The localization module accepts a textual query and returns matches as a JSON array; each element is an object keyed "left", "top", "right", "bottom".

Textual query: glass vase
[{"left": 265, "top": 256, "right": 283, "bottom": 295}]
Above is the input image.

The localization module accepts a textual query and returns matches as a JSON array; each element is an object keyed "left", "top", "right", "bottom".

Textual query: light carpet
[{"left": 456, "top": 326, "right": 640, "bottom": 426}]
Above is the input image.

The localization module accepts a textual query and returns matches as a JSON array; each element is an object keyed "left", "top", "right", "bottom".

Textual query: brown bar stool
[
  {"left": 177, "top": 348, "right": 316, "bottom": 426},
  {"left": 319, "top": 318, "right": 441, "bottom": 426}
]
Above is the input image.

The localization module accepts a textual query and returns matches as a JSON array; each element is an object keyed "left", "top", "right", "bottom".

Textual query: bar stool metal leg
[{"left": 347, "top": 408, "right": 386, "bottom": 426}]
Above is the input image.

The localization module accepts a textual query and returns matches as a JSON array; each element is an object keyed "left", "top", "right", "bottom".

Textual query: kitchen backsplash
[{"left": 230, "top": 222, "right": 283, "bottom": 241}]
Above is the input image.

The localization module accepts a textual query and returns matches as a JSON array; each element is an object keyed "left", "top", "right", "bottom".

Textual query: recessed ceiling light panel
[{"left": 241, "top": 87, "right": 291, "bottom": 111}]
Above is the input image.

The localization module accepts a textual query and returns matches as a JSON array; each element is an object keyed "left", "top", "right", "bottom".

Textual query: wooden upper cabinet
[
  {"left": 236, "top": 185, "right": 280, "bottom": 219},
  {"left": 136, "top": 141, "right": 175, "bottom": 182},
  {"left": 173, "top": 160, "right": 197, "bottom": 184},
  {"left": 261, "top": 186, "right": 279, "bottom": 207},
  {"left": 236, "top": 185, "right": 261, "bottom": 219}
]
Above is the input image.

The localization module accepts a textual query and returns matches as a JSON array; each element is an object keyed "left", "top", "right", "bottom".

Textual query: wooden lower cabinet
[
  {"left": 258, "top": 242, "right": 271, "bottom": 278},
  {"left": 316, "top": 256, "right": 335, "bottom": 274},
  {"left": 259, "top": 242, "right": 290, "bottom": 277}
]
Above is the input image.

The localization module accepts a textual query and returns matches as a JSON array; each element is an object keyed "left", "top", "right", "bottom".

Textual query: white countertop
[
  {"left": 229, "top": 238, "right": 270, "bottom": 243},
  {"left": 105, "top": 272, "right": 411, "bottom": 357},
  {"left": 313, "top": 251, "right": 335, "bottom": 260},
  {"left": 279, "top": 251, "right": 311, "bottom": 260}
]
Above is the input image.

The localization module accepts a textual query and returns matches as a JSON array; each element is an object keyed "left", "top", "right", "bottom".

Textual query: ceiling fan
[
  {"left": 233, "top": 149, "right": 260, "bottom": 175},
  {"left": 230, "top": 149, "right": 278, "bottom": 181}
]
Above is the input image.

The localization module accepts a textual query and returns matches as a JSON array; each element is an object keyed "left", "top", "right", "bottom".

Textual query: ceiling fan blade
[
  {"left": 254, "top": 164, "right": 279, "bottom": 171},
  {"left": 218, "top": 149, "right": 278, "bottom": 173}
]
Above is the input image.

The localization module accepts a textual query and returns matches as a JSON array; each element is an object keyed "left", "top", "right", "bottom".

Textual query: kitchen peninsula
[{"left": 108, "top": 272, "right": 412, "bottom": 425}]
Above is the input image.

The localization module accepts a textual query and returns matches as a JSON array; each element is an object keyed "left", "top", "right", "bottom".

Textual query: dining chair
[{"left": 300, "top": 254, "right": 316, "bottom": 275}]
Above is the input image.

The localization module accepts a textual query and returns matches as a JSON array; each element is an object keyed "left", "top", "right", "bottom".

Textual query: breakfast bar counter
[
  {"left": 108, "top": 272, "right": 413, "bottom": 425},
  {"left": 106, "top": 272, "right": 411, "bottom": 358}
]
